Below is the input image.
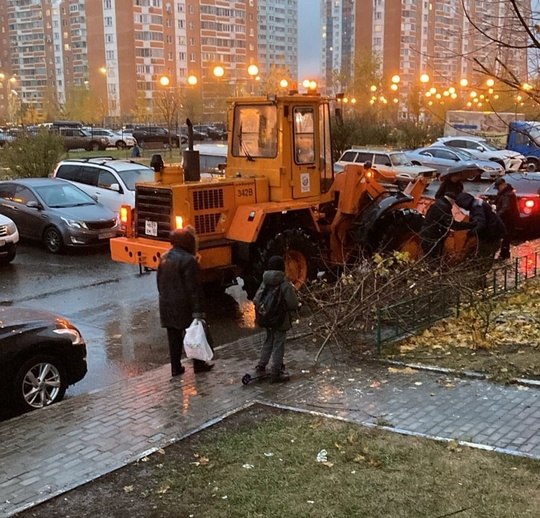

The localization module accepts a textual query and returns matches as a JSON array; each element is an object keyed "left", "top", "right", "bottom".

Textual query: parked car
[
  {"left": 82, "top": 128, "right": 137, "bottom": 149},
  {"left": 180, "top": 125, "right": 207, "bottom": 142},
  {"left": 433, "top": 136, "right": 525, "bottom": 171},
  {"left": 132, "top": 126, "right": 180, "bottom": 148},
  {"left": 57, "top": 127, "right": 109, "bottom": 151},
  {"left": 0, "top": 306, "right": 87, "bottom": 415},
  {"left": 0, "top": 130, "right": 16, "bottom": 148},
  {"left": 52, "top": 157, "right": 155, "bottom": 214},
  {"left": 406, "top": 146, "right": 504, "bottom": 181},
  {"left": 0, "top": 178, "right": 120, "bottom": 253},
  {"left": 335, "top": 148, "right": 437, "bottom": 183},
  {"left": 0, "top": 213, "right": 19, "bottom": 264},
  {"left": 481, "top": 172, "right": 540, "bottom": 233}
]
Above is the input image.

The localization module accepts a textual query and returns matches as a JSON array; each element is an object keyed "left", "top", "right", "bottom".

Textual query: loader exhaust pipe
[{"left": 183, "top": 118, "right": 200, "bottom": 181}]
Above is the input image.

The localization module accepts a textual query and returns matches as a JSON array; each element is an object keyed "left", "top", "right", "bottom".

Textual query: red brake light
[{"left": 520, "top": 197, "right": 538, "bottom": 215}]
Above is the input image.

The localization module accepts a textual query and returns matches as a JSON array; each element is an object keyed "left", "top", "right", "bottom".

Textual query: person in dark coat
[
  {"left": 494, "top": 178, "right": 520, "bottom": 260},
  {"left": 420, "top": 192, "right": 475, "bottom": 259},
  {"left": 434, "top": 174, "right": 464, "bottom": 200},
  {"left": 157, "top": 227, "right": 214, "bottom": 377},
  {"left": 455, "top": 192, "right": 506, "bottom": 269},
  {"left": 253, "top": 256, "right": 299, "bottom": 383}
]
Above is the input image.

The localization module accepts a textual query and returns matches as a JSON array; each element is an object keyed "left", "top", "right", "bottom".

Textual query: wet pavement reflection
[{"left": 0, "top": 243, "right": 258, "bottom": 398}]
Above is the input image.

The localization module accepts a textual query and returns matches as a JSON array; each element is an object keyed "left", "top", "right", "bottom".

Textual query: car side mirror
[
  {"left": 26, "top": 201, "right": 40, "bottom": 209},
  {"left": 109, "top": 183, "right": 121, "bottom": 192},
  {"left": 476, "top": 146, "right": 484, "bottom": 151}
]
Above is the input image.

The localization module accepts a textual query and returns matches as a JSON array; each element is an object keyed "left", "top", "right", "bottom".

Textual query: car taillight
[{"left": 520, "top": 197, "right": 538, "bottom": 215}]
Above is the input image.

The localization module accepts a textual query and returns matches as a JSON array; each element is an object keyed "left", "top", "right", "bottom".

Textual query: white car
[
  {"left": 82, "top": 128, "right": 137, "bottom": 149},
  {"left": 52, "top": 157, "right": 155, "bottom": 214},
  {"left": 335, "top": 148, "right": 437, "bottom": 183},
  {"left": 433, "top": 136, "right": 525, "bottom": 171},
  {"left": 0, "top": 213, "right": 19, "bottom": 264}
]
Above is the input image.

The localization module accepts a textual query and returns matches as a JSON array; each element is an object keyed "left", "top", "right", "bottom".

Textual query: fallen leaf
[
  {"left": 370, "top": 381, "right": 381, "bottom": 388},
  {"left": 157, "top": 485, "right": 170, "bottom": 494},
  {"left": 123, "top": 485, "right": 134, "bottom": 493},
  {"left": 157, "top": 448, "right": 166, "bottom": 455},
  {"left": 353, "top": 454, "right": 366, "bottom": 463}
]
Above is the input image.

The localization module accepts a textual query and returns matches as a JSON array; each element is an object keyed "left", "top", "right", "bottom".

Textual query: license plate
[
  {"left": 99, "top": 231, "right": 116, "bottom": 240},
  {"left": 145, "top": 220, "right": 158, "bottom": 237}
]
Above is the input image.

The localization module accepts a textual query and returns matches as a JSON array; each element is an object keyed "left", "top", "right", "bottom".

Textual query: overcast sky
[{"left": 298, "top": 0, "right": 321, "bottom": 81}]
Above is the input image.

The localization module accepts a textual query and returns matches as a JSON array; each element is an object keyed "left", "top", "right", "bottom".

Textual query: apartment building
[
  {"left": 321, "top": 0, "right": 529, "bottom": 116},
  {"left": 0, "top": 0, "right": 297, "bottom": 124},
  {"left": 258, "top": 0, "right": 298, "bottom": 80}
]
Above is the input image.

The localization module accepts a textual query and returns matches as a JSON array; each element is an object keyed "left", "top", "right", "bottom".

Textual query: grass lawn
[{"left": 20, "top": 405, "right": 540, "bottom": 518}]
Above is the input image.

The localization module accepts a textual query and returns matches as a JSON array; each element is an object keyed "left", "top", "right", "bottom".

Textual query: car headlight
[
  {"left": 61, "top": 217, "right": 89, "bottom": 230},
  {"left": 6, "top": 222, "right": 17, "bottom": 235},
  {"left": 54, "top": 327, "right": 84, "bottom": 345},
  {"left": 484, "top": 165, "right": 496, "bottom": 171}
]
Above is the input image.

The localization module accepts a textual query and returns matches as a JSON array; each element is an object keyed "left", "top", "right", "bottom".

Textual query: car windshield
[
  {"left": 390, "top": 152, "right": 413, "bottom": 166},
  {"left": 452, "top": 148, "right": 475, "bottom": 160},
  {"left": 35, "top": 183, "right": 96, "bottom": 208},
  {"left": 478, "top": 140, "right": 500, "bottom": 151},
  {"left": 120, "top": 168, "right": 155, "bottom": 190}
]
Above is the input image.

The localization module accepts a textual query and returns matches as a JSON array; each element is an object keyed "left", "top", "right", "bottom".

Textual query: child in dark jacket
[{"left": 253, "top": 256, "right": 299, "bottom": 383}]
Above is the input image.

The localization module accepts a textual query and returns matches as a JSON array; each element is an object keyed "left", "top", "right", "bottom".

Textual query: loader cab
[{"left": 227, "top": 94, "right": 334, "bottom": 203}]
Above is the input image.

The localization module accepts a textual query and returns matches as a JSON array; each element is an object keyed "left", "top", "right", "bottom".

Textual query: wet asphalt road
[{"left": 0, "top": 242, "right": 258, "bottom": 399}]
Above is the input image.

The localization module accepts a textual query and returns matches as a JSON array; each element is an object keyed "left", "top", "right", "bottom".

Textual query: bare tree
[{"left": 462, "top": 1, "right": 540, "bottom": 106}]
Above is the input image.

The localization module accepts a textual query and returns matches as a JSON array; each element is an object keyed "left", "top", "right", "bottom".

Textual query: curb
[{"left": 380, "top": 358, "right": 540, "bottom": 388}]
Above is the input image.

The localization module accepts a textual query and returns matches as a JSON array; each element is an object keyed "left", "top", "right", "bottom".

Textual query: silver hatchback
[{"left": 0, "top": 178, "right": 119, "bottom": 253}]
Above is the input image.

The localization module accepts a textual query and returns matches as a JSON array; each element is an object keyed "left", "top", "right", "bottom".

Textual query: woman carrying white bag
[{"left": 157, "top": 227, "right": 214, "bottom": 378}]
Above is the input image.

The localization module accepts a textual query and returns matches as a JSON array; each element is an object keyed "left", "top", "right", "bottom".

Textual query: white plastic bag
[{"left": 183, "top": 319, "right": 214, "bottom": 362}]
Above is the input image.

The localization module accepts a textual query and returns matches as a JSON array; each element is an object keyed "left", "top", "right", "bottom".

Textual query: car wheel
[
  {"left": 13, "top": 354, "right": 67, "bottom": 411},
  {"left": 527, "top": 159, "right": 539, "bottom": 172},
  {"left": 116, "top": 141, "right": 126, "bottom": 149},
  {"left": 43, "top": 226, "right": 64, "bottom": 254}
]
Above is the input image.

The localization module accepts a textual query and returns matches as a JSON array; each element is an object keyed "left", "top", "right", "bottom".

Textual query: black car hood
[{"left": 0, "top": 307, "right": 63, "bottom": 332}]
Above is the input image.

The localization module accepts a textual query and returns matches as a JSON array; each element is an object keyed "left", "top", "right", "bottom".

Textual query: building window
[{"left": 103, "top": 0, "right": 112, "bottom": 8}]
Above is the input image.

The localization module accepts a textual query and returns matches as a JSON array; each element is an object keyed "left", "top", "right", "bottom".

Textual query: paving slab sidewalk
[{"left": 1, "top": 332, "right": 539, "bottom": 518}]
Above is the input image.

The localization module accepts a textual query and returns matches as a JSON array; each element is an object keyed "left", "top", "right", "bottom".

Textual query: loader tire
[
  {"left": 244, "top": 229, "right": 319, "bottom": 298},
  {"left": 376, "top": 209, "right": 424, "bottom": 259}
]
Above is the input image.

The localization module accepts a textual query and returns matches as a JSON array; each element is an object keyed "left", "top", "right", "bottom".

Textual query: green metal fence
[{"left": 376, "top": 250, "right": 540, "bottom": 351}]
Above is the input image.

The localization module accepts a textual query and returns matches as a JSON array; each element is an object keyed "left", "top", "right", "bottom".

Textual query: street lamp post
[{"left": 247, "top": 64, "right": 259, "bottom": 95}]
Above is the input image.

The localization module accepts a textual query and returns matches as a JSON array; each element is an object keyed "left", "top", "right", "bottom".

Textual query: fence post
[{"left": 376, "top": 308, "right": 382, "bottom": 353}]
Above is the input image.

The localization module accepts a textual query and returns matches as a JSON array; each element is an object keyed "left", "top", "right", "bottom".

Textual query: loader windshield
[{"left": 232, "top": 104, "right": 278, "bottom": 159}]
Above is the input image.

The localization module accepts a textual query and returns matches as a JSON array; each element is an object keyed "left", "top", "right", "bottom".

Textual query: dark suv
[
  {"left": 58, "top": 128, "right": 108, "bottom": 151},
  {"left": 132, "top": 126, "right": 180, "bottom": 148}
]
